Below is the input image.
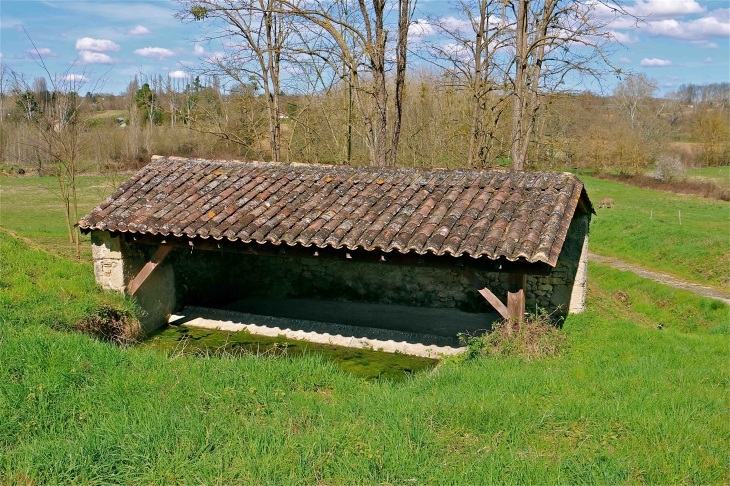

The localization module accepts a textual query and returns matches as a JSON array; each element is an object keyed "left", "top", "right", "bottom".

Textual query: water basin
[{"left": 140, "top": 324, "right": 439, "bottom": 381}]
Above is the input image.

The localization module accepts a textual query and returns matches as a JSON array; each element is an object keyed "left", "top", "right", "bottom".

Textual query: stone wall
[
  {"left": 91, "top": 210, "right": 589, "bottom": 332},
  {"left": 168, "top": 211, "right": 590, "bottom": 318},
  {"left": 90, "top": 231, "right": 176, "bottom": 331}
]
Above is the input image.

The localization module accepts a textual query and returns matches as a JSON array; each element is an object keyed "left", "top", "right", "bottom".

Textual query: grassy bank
[
  {"left": 1, "top": 231, "right": 728, "bottom": 483},
  {"left": 582, "top": 175, "right": 730, "bottom": 288},
  {"left": 687, "top": 166, "right": 730, "bottom": 190},
  {"left": 0, "top": 175, "right": 118, "bottom": 261}
]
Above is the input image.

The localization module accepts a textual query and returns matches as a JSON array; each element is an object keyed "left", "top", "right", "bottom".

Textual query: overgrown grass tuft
[
  {"left": 75, "top": 304, "right": 143, "bottom": 346},
  {"left": 460, "top": 311, "right": 565, "bottom": 361}
]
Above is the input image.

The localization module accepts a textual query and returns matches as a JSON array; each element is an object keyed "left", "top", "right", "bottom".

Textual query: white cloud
[
  {"left": 194, "top": 44, "right": 205, "bottom": 55},
  {"left": 409, "top": 19, "right": 437, "bottom": 41},
  {"left": 127, "top": 25, "right": 150, "bottom": 35},
  {"left": 168, "top": 70, "right": 190, "bottom": 79},
  {"left": 440, "top": 17, "right": 474, "bottom": 33},
  {"left": 610, "top": 30, "right": 639, "bottom": 44},
  {"left": 640, "top": 57, "right": 672, "bottom": 67},
  {"left": 205, "top": 51, "right": 226, "bottom": 64},
  {"left": 691, "top": 40, "right": 719, "bottom": 48},
  {"left": 134, "top": 47, "right": 175, "bottom": 60},
  {"left": 409, "top": 16, "right": 500, "bottom": 42},
  {"left": 56, "top": 74, "right": 89, "bottom": 83},
  {"left": 75, "top": 37, "right": 121, "bottom": 52},
  {"left": 645, "top": 11, "right": 730, "bottom": 41},
  {"left": 177, "top": 60, "right": 196, "bottom": 67},
  {"left": 704, "top": 57, "right": 713, "bottom": 63},
  {"left": 78, "top": 50, "right": 114, "bottom": 64},
  {"left": 0, "top": 52, "right": 3, "bottom": 58},
  {"left": 27, "top": 47, "right": 57, "bottom": 57},
  {"left": 630, "top": 0, "right": 705, "bottom": 19},
  {"left": 437, "top": 42, "right": 472, "bottom": 62},
  {"left": 618, "top": 57, "right": 632, "bottom": 64}
]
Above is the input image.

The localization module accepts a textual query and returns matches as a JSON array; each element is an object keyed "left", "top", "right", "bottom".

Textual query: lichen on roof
[{"left": 79, "top": 156, "right": 592, "bottom": 267}]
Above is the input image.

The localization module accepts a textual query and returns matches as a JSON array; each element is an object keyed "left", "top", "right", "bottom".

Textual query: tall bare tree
[
  {"left": 178, "top": 0, "right": 293, "bottom": 162},
  {"left": 416, "top": 0, "right": 511, "bottom": 167},
  {"left": 275, "top": 0, "right": 416, "bottom": 166},
  {"left": 507, "top": 0, "right": 631, "bottom": 170}
]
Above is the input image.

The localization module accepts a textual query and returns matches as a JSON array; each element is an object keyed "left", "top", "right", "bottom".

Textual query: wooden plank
[
  {"left": 477, "top": 287, "right": 510, "bottom": 320},
  {"left": 507, "top": 273, "right": 527, "bottom": 323},
  {"left": 129, "top": 245, "right": 172, "bottom": 295},
  {"left": 461, "top": 267, "right": 510, "bottom": 320}
]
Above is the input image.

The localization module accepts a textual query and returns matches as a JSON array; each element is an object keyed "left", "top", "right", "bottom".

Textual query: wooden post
[
  {"left": 507, "top": 274, "right": 526, "bottom": 323},
  {"left": 129, "top": 245, "right": 172, "bottom": 295},
  {"left": 678, "top": 210, "right": 681, "bottom": 225}
]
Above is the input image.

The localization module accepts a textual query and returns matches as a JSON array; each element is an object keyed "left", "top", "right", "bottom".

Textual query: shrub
[
  {"left": 653, "top": 154, "right": 686, "bottom": 182},
  {"left": 76, "top": 304, "right": 143, "bottom": 346},
  {"left": 460, "top": 310, "right": 565, "bottom": 361}
]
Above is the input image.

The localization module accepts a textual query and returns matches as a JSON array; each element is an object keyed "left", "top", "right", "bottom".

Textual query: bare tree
[
  {"left": 415, "top": 0, "right": 511, "bottom": 167},
  {"left": 9, "top": 66, "right": 103, "bottom": 257},
  {"left": 177, "top": 0, "right": 293, "bottom": 162},
  {"left": 507, "top": 0, "right": 631, "bottom": 170},
  {"left": 10, "top": 31, "right": 108, "bottom": 257},
  {"left": 274, "top": 0, "right": 417, "bottom": 166}
]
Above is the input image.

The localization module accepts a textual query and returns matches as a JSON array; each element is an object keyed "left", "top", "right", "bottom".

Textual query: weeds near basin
[
  {"left": 76, "top": 304, "right": 142, "bottom": 346},
  {"left": 460, "top": 310, "right": 565, "bottom": 361}
]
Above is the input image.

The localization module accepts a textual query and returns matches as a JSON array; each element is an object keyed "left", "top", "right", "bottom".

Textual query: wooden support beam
[
  {"left": 129, "top": 245, "right": 172, "bottom": 295},
  {"left": 507, "top": 273, "right": 527, "bottom": 324},
  {"left": 461, "top": 267, "right": 510, "bottom": 320}
]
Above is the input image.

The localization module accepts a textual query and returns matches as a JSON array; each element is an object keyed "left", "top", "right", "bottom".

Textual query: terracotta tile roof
[{"left": 79, "top": 156, "right": 592, "bottom": 267}]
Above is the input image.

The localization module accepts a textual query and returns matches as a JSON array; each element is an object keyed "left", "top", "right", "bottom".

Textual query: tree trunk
[
  {"left": 387, "top": 0, "right": 411, "bottom": 167},
  {"left": 510, "top": 0, "right": 529, "bottom": 171}
]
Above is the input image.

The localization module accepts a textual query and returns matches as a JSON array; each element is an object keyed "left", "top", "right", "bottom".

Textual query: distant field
[
  {"left": 87, "top": 109, "right": 128, "bottom": 120},
  {"left": 0, "top": 176, "right": 117, "bottom": 261},
  {"left": 687, "top": 166, "right": 730, "bottom": 190},
  {"left": 1, "top": 230, "right": 727, "bottom": 484},
  {"left": 582, "top": 175, "right": 729, "bottom": 288}
]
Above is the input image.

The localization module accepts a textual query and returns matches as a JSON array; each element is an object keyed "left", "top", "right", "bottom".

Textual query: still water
[{"left": 141, "top": 324, "right": 439, "bottom": 381}]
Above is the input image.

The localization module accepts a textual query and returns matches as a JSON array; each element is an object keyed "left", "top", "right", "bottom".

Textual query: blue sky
[{"left": 1, "top": 0, "right": 727, "bottom": 96}]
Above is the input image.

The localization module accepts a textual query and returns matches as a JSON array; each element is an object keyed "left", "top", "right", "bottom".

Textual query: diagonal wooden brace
[
  {"left": 129, "top": 245, "right": 172, "bottom": 295},
  {"left": 461, "top": 267, "right": 510, "bottom": 320},
  {"left": 461, "top": 267, "right": 526, "bottom": 323}
]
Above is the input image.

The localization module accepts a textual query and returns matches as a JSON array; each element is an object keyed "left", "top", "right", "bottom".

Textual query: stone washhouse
[{"left": 79, "top": 156, "right": 594, "bottom": 355}]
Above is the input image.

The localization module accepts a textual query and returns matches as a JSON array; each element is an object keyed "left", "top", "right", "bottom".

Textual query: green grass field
[
  {"left": 0, "top": 176, "right": 120, "bottom": 261},
  {"left": 1, "top": 210, "right": 728, "bottom": 482},
  {"left": 87, "top": 109, "right": 128, "bottom": 120},
  {"left": 686, "top": 166, "right": 730, "bottom": 191},
  {"left": 582, "top": 175, "right": 730, "bottom": 288}
]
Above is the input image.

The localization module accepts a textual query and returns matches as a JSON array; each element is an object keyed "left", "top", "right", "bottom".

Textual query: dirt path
[{"left": 589, "top": 252, "right": 730, "bottom": 305}]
